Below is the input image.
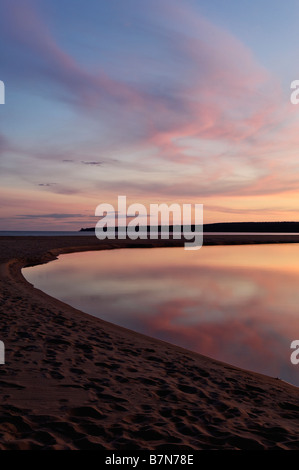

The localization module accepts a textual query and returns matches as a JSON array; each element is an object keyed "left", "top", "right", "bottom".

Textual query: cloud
[
  {"left": 0, "top": 0, "right": 145, "bottom": 112},
  {"left": 0, "top": 0, "right": 282, "bottom": 146},
  {"left": 0, "top": 0, "right": 297, "bottom": 225},
  {"left": 92, "top": 173, "right": 291, "bottom": 200},
  {"left": 206, "top": 205, "right": 299, "bottom": 215},
  {"left": 142, "top": 9, "right": 285, "bottom": 165},
  {"left": 81, "top": 161, "right": 103, "bottom": 166}
]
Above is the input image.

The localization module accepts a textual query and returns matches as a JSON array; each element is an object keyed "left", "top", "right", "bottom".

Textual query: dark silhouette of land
[
  {"left": 80, "top": 221, "right": 299, "bottom": 233},
  {"left": 203, "top": 221, "right": 299, "bottom": 232}
]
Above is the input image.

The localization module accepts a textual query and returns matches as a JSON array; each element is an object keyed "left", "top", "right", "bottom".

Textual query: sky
[{"left": 1, "top": 0, "right": 299, "bottom": 230}]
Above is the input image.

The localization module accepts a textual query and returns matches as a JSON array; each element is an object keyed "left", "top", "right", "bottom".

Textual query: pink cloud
[
  {"left": 139, "top": 266, "right": 299, "bottom": 378},
  {"left": 2, "top": 0, "right": 299, "bottom": 217},
  {"left": 0, "top": 0, "right": 145, "bottom": 111},
  {"left": 1, "top": 0, "right": 284, "bottom": 145}
]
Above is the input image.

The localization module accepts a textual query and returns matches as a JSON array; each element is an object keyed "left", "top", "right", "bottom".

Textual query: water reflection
[{"left": 23, "top": 245, "right": 299, "bottom": 386}]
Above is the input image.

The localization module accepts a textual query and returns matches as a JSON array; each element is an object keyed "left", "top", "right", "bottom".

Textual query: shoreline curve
[{"left": 0, "top": 235, "right": 299, "bottom": 450}]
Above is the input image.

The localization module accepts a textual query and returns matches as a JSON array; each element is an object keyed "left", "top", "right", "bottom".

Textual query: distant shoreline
[{"left": 80, "top": 221, "right": 299, "bottom": 233}]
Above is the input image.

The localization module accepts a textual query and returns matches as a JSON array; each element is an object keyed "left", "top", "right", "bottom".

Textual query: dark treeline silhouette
[{"left": 80, "top": 221, "right": 299, "bottom": 233}]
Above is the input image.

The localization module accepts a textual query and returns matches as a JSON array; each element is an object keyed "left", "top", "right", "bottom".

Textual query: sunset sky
[{"left": 1, "top": 0, "right": 299, "bottom": 230}]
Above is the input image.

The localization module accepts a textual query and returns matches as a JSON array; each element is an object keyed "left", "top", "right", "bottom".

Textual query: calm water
[{"left": 23, "top": 245, "right": 299, "bottom": 386}]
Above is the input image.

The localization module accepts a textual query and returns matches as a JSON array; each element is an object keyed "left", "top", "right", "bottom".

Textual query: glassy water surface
[{"left": 23, "top": 245, "right": 299, "bottom": 386}]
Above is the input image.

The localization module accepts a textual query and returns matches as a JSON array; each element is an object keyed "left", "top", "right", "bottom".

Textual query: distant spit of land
[{"left": 80, "top": 221, "right": 299, "bottom": 233}]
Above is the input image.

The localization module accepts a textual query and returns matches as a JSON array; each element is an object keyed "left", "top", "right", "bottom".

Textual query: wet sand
[{"left": 0, "top": 235, "right": 299, "bottom": 450}]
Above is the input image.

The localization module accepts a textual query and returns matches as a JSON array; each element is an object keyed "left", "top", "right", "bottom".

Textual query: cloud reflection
[{"left": 23, "top": 244, "right": 299, "bottom": 386}]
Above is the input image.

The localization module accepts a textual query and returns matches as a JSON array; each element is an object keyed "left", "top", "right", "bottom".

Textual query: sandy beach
[{"left": 0, "top": 235, "right": 299, "bottom": 450}]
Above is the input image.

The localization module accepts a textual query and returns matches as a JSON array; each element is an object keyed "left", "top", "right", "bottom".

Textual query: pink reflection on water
[{"left": 23, "top": 244, "right": 299, "bottom": 386}]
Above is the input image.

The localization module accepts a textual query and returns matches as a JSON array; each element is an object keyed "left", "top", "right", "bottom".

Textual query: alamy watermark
[
  {"left": 0, "top": 80, "right": 5, "bottom": 104},
  {"left": 290, "top": 80, "right": 299, "bottom": 104},
  {"left": 0, "top": 341, "right": 5, "bottom": 364},
  {"left": 290, "top": 340, "right": 299, "bottom": 365},
  {"left": 95, "top": 196, "right": 203, "bottom": 250}
]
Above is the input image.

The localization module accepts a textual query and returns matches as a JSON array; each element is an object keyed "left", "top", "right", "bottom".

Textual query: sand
[{"left": 0, "top": 235, "right": 299, "bottom": 450}]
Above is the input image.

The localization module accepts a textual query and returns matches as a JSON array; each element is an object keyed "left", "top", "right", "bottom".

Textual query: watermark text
[
  {"left": 0, "top": 340, "right": 5, "bottom": 364},
  {"left": 95, "top": 196, "right": 203, "bottom": 250},
  {"left": 290, "top": 340, "right": 299, "bottom": 364},
  {"left": 0, "top": 80, "right": 5, "bottom": 104}
]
